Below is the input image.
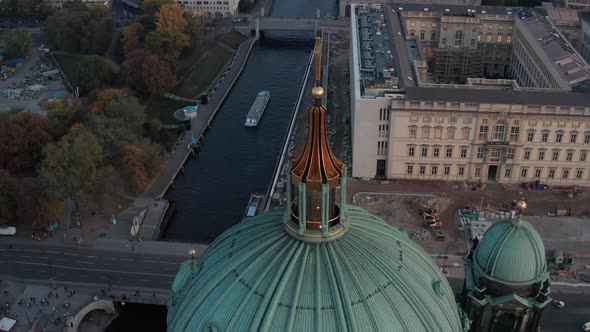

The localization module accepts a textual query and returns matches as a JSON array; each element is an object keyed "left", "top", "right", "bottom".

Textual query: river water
[
  {"left": 107, "top": 0, "right": 338, "bottom": 329},
  {"left": 163, "top": 0, "right": 338, "bottom": 243}
]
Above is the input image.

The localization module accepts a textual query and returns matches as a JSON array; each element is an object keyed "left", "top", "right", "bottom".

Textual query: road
[
  {"left": 447, "top": 278, "right": 590, "bottom": 331},
  {"left": 0, "top": 244, "right": 184, "bottom": 290}
]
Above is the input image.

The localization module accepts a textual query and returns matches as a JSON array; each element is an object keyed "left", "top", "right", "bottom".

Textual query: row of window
[
  {"left": 408, "top": 21, "right": 513, "bottom": 31},
  {"left": 409, "top": 126, "right": 470, "bottom": 140},
  {"left": 408, "top": 146, "right": 469, "bottom": 158},
  {"left": 405, "top": 164, "right": 586, "bottom": 180},
  {"left": 520, "top": 149, "right": 587, "bottom": 162},
  {"left": 410, "top": 116, "right": 588, "bottom": 129}
]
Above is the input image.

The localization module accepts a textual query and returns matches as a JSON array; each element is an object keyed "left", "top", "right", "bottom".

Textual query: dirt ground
[{"left": 349, "top": 179, "right": 590, "bottom": 255}]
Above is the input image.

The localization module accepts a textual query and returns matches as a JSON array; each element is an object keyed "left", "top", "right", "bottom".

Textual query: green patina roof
[
  {"left": 167, "top": 206, "right": 466, "bottom": 332},
  {"left": 474, "top": 218, "right": 548, "bottom": 286}
]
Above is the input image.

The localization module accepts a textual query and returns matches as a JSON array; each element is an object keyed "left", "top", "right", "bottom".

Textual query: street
[
  {"left": 0, "top": 244, "right": 184, "bottom": 290},
  {"left": 448, "top": 278, "right": 590, "bottom": 331}
]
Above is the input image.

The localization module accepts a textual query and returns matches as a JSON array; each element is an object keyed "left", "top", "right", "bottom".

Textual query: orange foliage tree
[
  {"left": 90, "top": 89, "right": 125, "bottom": 114},
  {"left": 155, "top": 3, "right": 189, "bottom": 57},
  {"left": 123, "top": 144, "right": 163, "bottom": 193},
  {"left": 33, "top": 196, "right": 63, "bottom": 230},
  {"left": 142, "top": 55, "right": 177, "bottom": 96}
]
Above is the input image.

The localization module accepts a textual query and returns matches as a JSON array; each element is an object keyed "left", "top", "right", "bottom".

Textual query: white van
[
  {"left": 582, "top": 321, "right": 590, "bottom": 331},
  {"left": 0, "top": 226, "right": 16, "bottom": 236}
]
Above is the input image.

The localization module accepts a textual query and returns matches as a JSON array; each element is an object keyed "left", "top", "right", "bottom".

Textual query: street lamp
[{"left": 189, "top": 249, "right": 197, "bottom": 268}]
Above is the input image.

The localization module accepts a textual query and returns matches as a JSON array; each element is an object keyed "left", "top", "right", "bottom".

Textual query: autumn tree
[
  {"left": 122, "top": 143, "right": 163, "bottom": 193},
  {"left": 0, "top": 112, "right": 52, "bottom": 172},
  {"left": 77, "top": 55, "right": 115, "bottom": 95},
  {"left": 122, "top": 48, "right": 148, "bottom": 92},
  {"left": 89, "top": 88, "right": 125, "bottom": 114},
  {"left": 122, "top": 23, "right": 144, "bottom": 59},
  {"left": 155, "top": 3, "right": 189, "bottom": 57},
  {"left": 0, "top": 170, "right": 17, "bottom": 225},
  {"left": 33, "top": 196, "right": 63, "bottom": 230},
  {"left": 5, "top": 28, "right": 32, "bottom": 59},
  {"left": 142, "top": 54, "right": 177, "bottom": 95},
  {"left": 39, "top": 129, "right": 105, "bottom": 205},
  {"left": 140, "top": 0, "right": 174, "bottom": 31}
]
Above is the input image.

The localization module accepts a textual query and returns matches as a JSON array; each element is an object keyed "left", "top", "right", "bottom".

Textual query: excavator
[{"left": 422, "top": 209, "right": 443, "bottom": 228}]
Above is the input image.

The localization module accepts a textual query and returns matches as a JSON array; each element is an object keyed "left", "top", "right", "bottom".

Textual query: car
[
  {"left": 583, "top": 321, "right": 590, "bottom": 331},
  {"left": 553, "top": 300, "right": 565, "bottom": 308}
]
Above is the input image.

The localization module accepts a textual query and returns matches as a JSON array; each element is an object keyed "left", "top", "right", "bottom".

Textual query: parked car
[
  {"left": 553, "top": 300, "right": 565, "bottom": 309},
  {"left": 582, "top": 321, "right": 590, "bottom": 331},
  {"left": 0, "top": 226, "right": 16, "bottom": 236}
]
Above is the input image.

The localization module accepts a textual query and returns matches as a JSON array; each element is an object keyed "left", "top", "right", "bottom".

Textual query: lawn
[
  {"left": 52, "top": 52, "right": 86, "bottom": 86},
  {"left": 173, "top": 44, "right": 233, "bottom": 99},
  {"left": 144, "top": 96, "right": 191, "bottom": 125}
]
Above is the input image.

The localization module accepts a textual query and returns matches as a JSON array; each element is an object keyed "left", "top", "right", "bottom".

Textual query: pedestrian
[
  {"left": 3, "top": 290, "right": 7, "bottom": 295},
  {"left": 153, "top": 292, "right": 156, "bottom": 297}
]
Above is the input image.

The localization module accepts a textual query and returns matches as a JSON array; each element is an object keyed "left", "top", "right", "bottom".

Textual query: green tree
[
  {"left": 5, "top": 28, "right": 32, "bottom": 59},
  {"left": 0, "top": 170, "right": 17, "bottom": 225},
  {"left": 185, "top": 15, "right": 204, "bottom": 50},
  {"left": 155, "top": 3, "right": 189, "bottom": 57},
  {"left": 39, "top": 129, "right": 105, "bottom": 204},
  {"left": 77, "top": 55, "right": 115, "bottom": 95},
  {"left": 144, "top": 31, "right": 162, "bottom": 54},
  {"left": 44, "top": 95, "right": 80, "bottom": 139}
]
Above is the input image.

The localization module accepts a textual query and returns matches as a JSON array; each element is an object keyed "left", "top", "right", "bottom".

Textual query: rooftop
[
  {"left": 546, "top": 8, "right": 579, "bottom": 23},
  {"left": 392, "top": 2, "right": 520, "bottom": 16},
  {"left": 354, "top": 4, "right": 401, "bottom": 96},
  {"left": 518, "top": 10, "right": 590, "bottom": 88}
]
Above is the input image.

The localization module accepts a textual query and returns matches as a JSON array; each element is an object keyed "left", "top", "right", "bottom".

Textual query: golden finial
[
  {"left": 516, "top": 198, "right": 527, "bottom": 211},
  {"left": 313, "top": 36, "right": 323, "bottom": 101}
]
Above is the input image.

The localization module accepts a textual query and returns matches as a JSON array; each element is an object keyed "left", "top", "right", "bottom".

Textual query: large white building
[
  {"left": 177, "top": 0, "right": 239, "bottom": 18},
  {"left": 350, "top": 4, "right": 590, "bottom": 186}
]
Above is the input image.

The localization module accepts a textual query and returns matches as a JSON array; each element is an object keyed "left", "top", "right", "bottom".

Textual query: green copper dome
[
  {"left": 167, "top": 206, "right": 466, "bottom": 332},
  {"left": 474, "top": 218, "right": 548, "bottom": 286}
]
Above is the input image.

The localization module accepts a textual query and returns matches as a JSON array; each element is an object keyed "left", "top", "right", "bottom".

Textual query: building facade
[
  {"left": 387, "top": 96, "right": 590, "bottom": 185},
  {"left": 564, "top": 0, "right": 590, "bottom": 11},
  {"left": 177, "top": 0, "right": 239, "bottom": 18},
  {"left": 350, "top": 4, "right": 590, "bottom": 186},
  {"left": 400, "top": 6, "right": 515, "bottom": 83}
]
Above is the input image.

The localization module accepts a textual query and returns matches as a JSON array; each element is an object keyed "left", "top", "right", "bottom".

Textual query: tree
[
  {"left": 43, "top": 95, "right": 80, "bottom": 139},
  {"left": 0, "top": 170, "right": 17, "bottom": 225},
  {"left": 122, "top": 143, "right": 163, "bottom": 193},
  {"left": 39, "top": 129, "right": 104, "bottom": 204},
  {"left": 0, "top": 112, "right": 52, "bottom": 172},
  {"left": 140, "top": 0, "right": 174, "bottom": 31},
  {"left": 90, "top": 88, "right": 125, "bottom": 114},
  {"left": 142, "top": 54, "right": 177, "bottom": 95},
  {"left": 144, "top": 31, "right": 162, "bottom": 54},
  {"left": 33, "top": 196, "right": 63, "bottom": 230},
  {"left": 122, "top": 23, "right": 144, "bottom": 59},
  {"left": 103, "top": 94, "right": 146, "bottom": 131},
  {"left": 122, "top": 48, "right": 147, "bottom": 92},
  {"left": 155, "top": 3, "right": 189, "bottom": 57},
  {"left": 5, "top": 28, "right": 32, "bottom": 59},
  {"left": 77, "top": 55, "right": 115, "bottom": 95}
]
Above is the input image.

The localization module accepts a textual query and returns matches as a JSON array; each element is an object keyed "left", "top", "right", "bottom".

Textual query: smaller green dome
[{"left": 474, "top": 218, "right": 547, "bottom": 286}]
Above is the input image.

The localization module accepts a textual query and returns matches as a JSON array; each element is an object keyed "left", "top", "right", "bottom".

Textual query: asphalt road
[
  {"left": 0, "top": 244, "right": 184, "bottom": 291},
  {"left": 448, "top": 278, "right": 590, "bottom": 332}
]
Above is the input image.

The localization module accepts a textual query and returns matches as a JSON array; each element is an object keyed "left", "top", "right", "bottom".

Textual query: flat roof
[
  {"left": 404, "top": 86, "right": 590, "bottom": 106},
  {"left": 519, "top": 11, "right": 590, "bottom": 87},
  {"left": 546, "top": 8, "right": 579, "bottom": 23},
  {"left": 392, "top": 2, "right": 520, "bottom": 16}
]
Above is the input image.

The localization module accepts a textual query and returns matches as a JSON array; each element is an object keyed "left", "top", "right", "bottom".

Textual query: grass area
[
  {"left": 52, "top": 52, "right": 86, "bottom": 86},
  {"left": 216, "top": 30, "right": 247, "bottom": 50},
  {"left": 144, "top": 96, "right": 190, "bottom": 125},
  {"left": 173, "top": 45, "right": 232, "bottom": 99}
]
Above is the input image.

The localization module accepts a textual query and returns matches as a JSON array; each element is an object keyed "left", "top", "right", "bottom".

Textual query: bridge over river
[{"left": 249, "top": 17, "right": 349, "bottom": 37}]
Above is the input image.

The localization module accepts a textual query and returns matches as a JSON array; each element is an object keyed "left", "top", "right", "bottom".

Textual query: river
[{"left": 107, "top": 0, "right": 338, "bottom": 329}]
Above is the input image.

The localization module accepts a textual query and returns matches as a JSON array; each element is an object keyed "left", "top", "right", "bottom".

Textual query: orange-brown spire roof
[{"left": 291, "top": 37, "right": 344, "bottom": 191}]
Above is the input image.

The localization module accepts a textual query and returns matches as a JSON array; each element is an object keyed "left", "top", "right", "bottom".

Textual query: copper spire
[{"left": 290, "top": 37, "right": 344, "bottom": 191}]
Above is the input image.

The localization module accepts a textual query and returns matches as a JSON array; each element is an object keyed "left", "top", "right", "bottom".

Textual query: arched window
[
  {"left": 497, "top": 33, "right": 503, "bottom": 43},
  {"left": 409, "top": 29, "right": 415, "bottom": 37},
  {"left": 454, "top": 30, "right": 463, "bottom": 47},
  {"left": 420, "top": 30, "right": 425, "bottom": 40},
  {"left": 486, "top": 33, "right": 493, "bottom": 43}
]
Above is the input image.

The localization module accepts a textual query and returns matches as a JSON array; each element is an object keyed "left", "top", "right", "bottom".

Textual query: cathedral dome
[
  {"left": 167, "top": 206, "right": 465, "bottom": 332},
  {"left": 474, "top": 218, "right": 547, "bottom": 286}
]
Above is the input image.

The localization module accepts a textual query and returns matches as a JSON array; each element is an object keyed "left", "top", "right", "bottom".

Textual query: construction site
[{"left": 349, "top": 178, "right": 590, "bottom": 284}]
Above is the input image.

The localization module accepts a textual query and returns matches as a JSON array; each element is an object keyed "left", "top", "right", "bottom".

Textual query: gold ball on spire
[
  {"left": 516, "top": 198, "right": 527, "bottom": 211},
  {"left": 312, "top": 86, "right": 324, "bottom": 99}
]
